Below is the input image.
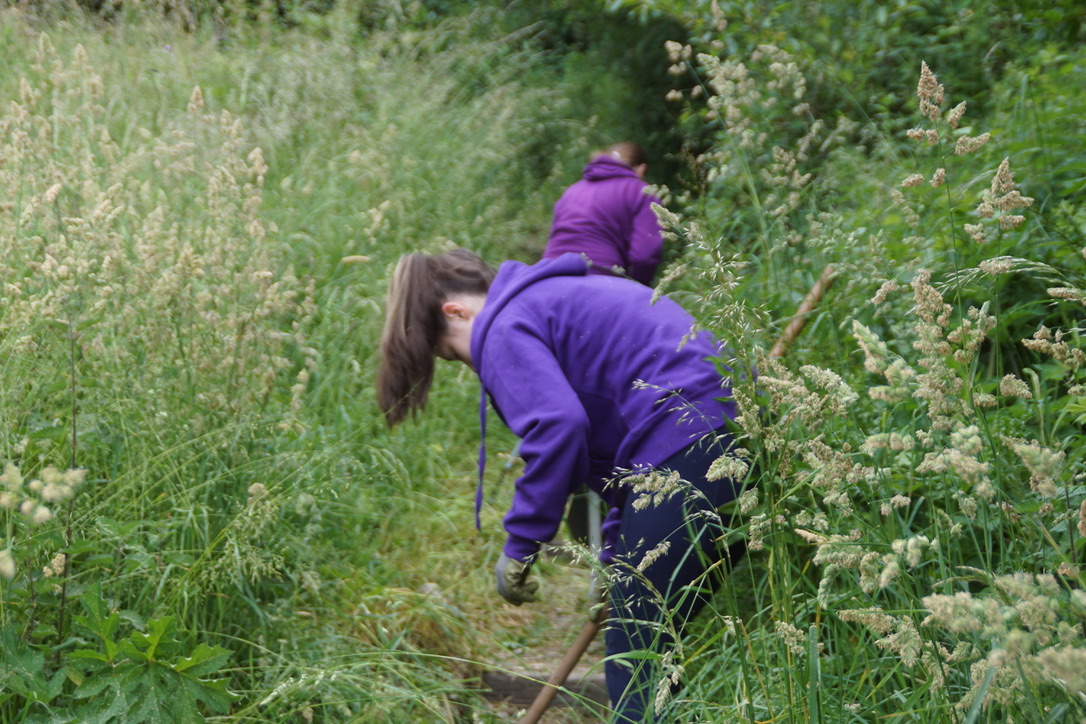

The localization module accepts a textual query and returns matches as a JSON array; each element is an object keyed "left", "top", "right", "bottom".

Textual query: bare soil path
[{"left": 481, "top": 547, "right": 610, "bottom": 723}]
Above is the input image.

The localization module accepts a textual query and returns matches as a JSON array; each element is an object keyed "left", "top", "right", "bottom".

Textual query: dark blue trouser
[{"left": 604, "top": 436, "right": 744, "bottom": 723}]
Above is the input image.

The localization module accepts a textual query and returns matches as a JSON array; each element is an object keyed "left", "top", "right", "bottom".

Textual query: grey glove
[{"left": 495, "top": 552, "right": 539, "bottom": 605}]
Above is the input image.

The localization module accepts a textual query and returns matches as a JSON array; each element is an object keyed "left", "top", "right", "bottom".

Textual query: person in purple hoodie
[
  {"left": 376, "top": 248, "right": 745, "bottom": 723},
  {"left": 543, "top": 142, "right": 664, "bottom": 286}
]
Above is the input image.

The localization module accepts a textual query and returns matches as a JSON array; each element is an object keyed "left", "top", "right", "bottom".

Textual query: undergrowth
[
  {"left": 0, "top": 5, "right": 586, "bottom": 722},
  {"left": 0, "top": 1, "right": 1083, "bottom": 723},
  {"left": 645, "top": 18, "right": 1086, "bottom": 724}
]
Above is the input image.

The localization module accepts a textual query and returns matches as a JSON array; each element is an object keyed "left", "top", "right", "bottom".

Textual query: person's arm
[
  {"left": 482, "top": 320, "right": 590, "bottom": 562},
  {"left": 626, "top": 191, "right": 664, "bottom": 286}
]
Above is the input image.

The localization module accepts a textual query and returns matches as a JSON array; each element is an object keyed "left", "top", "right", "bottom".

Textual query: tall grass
[
  {"left": 647, "top": 23, "right": 1086, "bottom": 723},
  {"left": 2, "top": 2, "right": 1083, "bottom": 723},
  {"left": 0, "top": 6, "right": 592, "bottom": 721}
]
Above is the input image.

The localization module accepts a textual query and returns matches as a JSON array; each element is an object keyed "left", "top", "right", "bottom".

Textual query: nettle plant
[{"left": 721, "top": 63, "right": 1086, "bottom": 716}]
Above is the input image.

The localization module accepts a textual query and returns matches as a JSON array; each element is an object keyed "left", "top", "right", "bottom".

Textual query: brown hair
[
  {"left": 376, "top": 249, "right": 496, "bottom": 426},
  {"left": 605, "top": 142, "right": 648, "bottom": 168}
]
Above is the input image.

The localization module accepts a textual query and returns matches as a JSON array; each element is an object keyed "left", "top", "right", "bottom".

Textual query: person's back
[
  {"left": 470, "top": 253, "right": 736, "bottom": 561},
  {"left": 476, "top": 256, "right": 732, "bottom": 476},
  {"left": 542, "top": 143, "right": 663, "bottom": 285}
]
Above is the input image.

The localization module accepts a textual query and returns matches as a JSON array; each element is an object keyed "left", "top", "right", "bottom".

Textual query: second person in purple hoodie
[
  {"left": 377, "top": 249, "right": 745, "bottom": 723},
  {"left": 543, "top": 142, "right": 664, "bottom": 286}
]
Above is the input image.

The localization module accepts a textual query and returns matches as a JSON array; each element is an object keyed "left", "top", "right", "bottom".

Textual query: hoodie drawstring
[{"left": 475, "top": 390, "right": 487, "bottom": 530}]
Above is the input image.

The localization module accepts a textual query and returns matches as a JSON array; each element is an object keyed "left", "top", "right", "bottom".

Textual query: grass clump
[
  {"left": 644, "top": 14, "right": 1086, "bottom": 721},
  {"left": 0, "top": 6, "right": 591, "bottom": 722},
  {"left": 1, "top": 1, "right": 1084, "bottom": 722}
]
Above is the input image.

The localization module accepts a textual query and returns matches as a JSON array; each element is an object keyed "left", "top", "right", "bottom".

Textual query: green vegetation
[{"left": 1, "top": 1, "right": 1083, "bottom": 722}]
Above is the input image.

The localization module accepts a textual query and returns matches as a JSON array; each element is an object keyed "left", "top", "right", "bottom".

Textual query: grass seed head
[{"left": 917, "top": 61, "right": 945, "bottom": 122}]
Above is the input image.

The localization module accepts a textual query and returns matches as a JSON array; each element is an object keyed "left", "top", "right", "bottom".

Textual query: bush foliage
[{"left": 0, "top": 1, "right": 1083, "bottom": 722}]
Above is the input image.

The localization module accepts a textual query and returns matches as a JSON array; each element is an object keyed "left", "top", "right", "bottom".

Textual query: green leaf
[
  {"left": 95, "top": 518, "right": 141, "bottom": 539},
  {"left": 79, "top": 554, "right": 116, "bottom": 569},
  {"left": 24, "top": 713, "right": 83, "bottom": 724},
  {"left": 28, "top": 425, "right": 67, "bottom": 441},
  {"left": 74, "top": 682, "right": 129, "bottom": 724},
  {"left": 66, "top": 648, "right": 111, "bottom": 665},
  {"left": 117, "top": 639, "right": 143, "bottom": 663},
  {"left": 73, "top": 609, "right": 121, "bottom": 662},
  {"left": 0, "top": 626, "right": 55, "bottom": 702},
  {"left": 180, "top": 674, "right": 235, "bottom": 715},
  {"left": 46, "top": 666, "right": 67, "bottom": 701},
  {"left": 172, "top": 644, "right": 236, "bottom": 715},
  {"left": 74, "top": 586, "right": 122, "bottom": 664},
  {"left": 127, "top": 617, "right": 178, "bottom": 662},
  {"left": 125, "top": 664, "right": 175, "bottom": 724},
  {"left": 172, "top": 643, "right": 231, "bottom": 677},
  {"left": 117, "top": 610, "right": 146, "bottom": 631},
  {"left": 67, "top": 539, "right": 102, "bottom": 555},
  {"left": 72, "top": 668, "right": 117, "bottom": 700}
]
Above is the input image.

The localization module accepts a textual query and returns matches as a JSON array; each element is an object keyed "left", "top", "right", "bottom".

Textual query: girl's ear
[{"left": 441, "top": 300, "right": 466, "bottom": 320}]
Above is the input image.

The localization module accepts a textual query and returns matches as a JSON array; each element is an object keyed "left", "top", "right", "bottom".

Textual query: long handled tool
[
  {"left": 769, "top": 264, "right": 835, "bottom": 358},
  {"left": 517, "top": 604, "right": 608, "bottom": 724},
  {"left": 516, "top": 264, "right": 837, "bottom": 724}
]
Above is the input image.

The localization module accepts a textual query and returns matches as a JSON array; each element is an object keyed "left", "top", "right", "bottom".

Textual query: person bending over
[{"left": 376, "top": 249, "right": 745, "bottom": 722}]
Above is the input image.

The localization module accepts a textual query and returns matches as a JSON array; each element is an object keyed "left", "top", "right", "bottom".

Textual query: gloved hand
[{"left": 495, "top": 552, "right": 539, "bottom": 605}]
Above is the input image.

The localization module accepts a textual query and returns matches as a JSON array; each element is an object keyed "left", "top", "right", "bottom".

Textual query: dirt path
[{"left": 482, "top": 548, "right": 610, "bottom": 723}]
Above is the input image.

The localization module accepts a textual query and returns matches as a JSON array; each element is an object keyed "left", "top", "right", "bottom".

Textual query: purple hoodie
[
  {"left": 542, "top": 155, "right": 663, "bottom": 285},
  {"left": 471, "top": 253, "right": 737, "bottom": 563}
]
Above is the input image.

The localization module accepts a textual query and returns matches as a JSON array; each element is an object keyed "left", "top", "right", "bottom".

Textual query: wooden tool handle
[
  {"left": 769, "top": 264, "right": 836, "bottom": 359},
  {"left": 517, "top": 607, "right": 607, "bottom": 724}
]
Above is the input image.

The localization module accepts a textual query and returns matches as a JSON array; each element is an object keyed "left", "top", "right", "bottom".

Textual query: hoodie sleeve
[
  {"left": 626, "top": 189, "right": 664, "bottom": 286},
  {"left": 481, "top": 313, "right": 590, "bottom": 562}
]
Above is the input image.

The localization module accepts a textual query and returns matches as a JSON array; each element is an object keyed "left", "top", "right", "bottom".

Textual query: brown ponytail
[{"left": 376, "top": 249, "right": 496, "bottom": 426}]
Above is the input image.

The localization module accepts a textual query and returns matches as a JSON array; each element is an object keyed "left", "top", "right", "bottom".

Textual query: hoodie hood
[
  {"left": 582, "top": 154, "right": 640, "bottom": 183},
  {"left": 469, "top": 253, "right": 589, "bottom": 373}
]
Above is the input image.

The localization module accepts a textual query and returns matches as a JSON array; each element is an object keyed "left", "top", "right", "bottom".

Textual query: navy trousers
[{"left": 604, "top": 435, "right": 744, "bottom": 723}]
